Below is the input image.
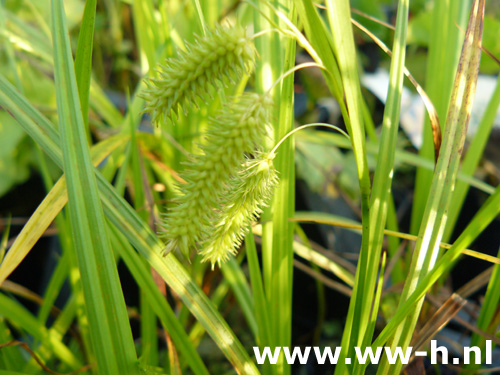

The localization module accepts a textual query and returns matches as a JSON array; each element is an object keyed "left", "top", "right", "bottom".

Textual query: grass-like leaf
[
  {"left": 253, "top": 3, "right": 297, "bottom": 374},
  {"left": 411, "top": 0, "right": 471, "bottom": 236},
  {"left": 344, "top": 0, "right": 409, "bottom": 372},
  {"left": 51, "top": 0, "right": 138, "bottom": 372},
  {"left": 74, "top": 0, "right": 96, "bottom": 130},
  {"left": 0, "top": 293, "right": 81, "bottom": 368},
  {"left": 376, "top": 1, "right": 485, "bottom": 373},
  {"left": 372, "top": 181, "right": 500, "bottom": 351},
  {"left": 0, "top": 71, "right": 260, "bottom": 375},
  {"left": 0, "top": 135, "right": 127, "bottom": 285}
]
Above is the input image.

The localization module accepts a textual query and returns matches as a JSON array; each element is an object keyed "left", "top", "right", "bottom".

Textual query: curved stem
[
  {"left": 251, "top": 28, "right": 281, "bottom": 40},
  {"left": 270, "top": 123, "right": 350, "bottom": 157},
  {"left": 267, "top": 62, "right": 325, "bottom": 94}
]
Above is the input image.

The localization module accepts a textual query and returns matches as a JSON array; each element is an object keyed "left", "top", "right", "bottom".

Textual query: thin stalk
[{"left": 270, "top": 123, "right": 350, "bottom": 156}]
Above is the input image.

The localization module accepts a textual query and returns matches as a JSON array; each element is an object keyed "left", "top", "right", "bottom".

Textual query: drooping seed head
[
  {"left": 199, "top": 152, "right": 279, "bottom": 268},
  {"left": 141, "top": 25, "right": 256, "bottom": 126},
  {"left": 160, "top": 93, "right": 274, "bottom": 258}
]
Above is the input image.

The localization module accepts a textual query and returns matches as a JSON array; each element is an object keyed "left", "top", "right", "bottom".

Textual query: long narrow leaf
[
  {"left": 376, "top": 1, "right": 485, "bottom": 373},
  {"left": 74, "top": 0, "right": 97, "bottom": 130},
  {"left": 269, "top": 3, "right": 296, "bottom": 374},
  {"left": 0, "top": 71, "right": 260, "bottom": 375},
  {"left": 347, "top": 2, "right": 409, "bottom": 371},
  {"left": 51, "top": 0, "right": 138, "bottom": 373},
  {"left": 322, "top": 0, "right": 373, "bottom": 370},
  {"left": 372, "top": 181, "right": 500, "bottom": 350},
  {"left": 0, "top": 293, "right": 81, "bottom": 368},
  {"left": 0, "top": 135, "right": 127, "bottom": 285},
  {"left": 109, "top": 225, "right": 210, "bottom": 375},
  {"left": 411, "top": 0, "right": 471, "bottom": 235}
]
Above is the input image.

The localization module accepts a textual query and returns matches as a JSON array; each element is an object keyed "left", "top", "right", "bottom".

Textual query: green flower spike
[
  {"left": 160, "top": 93, "right": 273, "bottom": 258},
  {"left": 142, "top": 25, "right": 256, "bottom": 125},
  {"left": 199, "top": 152, "right": 279, "bottom": 269}
]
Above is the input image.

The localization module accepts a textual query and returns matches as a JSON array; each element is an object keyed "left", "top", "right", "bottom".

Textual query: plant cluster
[
  {"left": 1, "top": 1, "right": 499, "bottom": 375},
  {"left": 143, "top": 26, "right": 278, "bottom": 267}
]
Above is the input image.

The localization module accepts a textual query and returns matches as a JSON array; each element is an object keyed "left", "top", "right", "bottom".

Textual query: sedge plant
[{"left": 1, "top": 1, "right": 500, "bottom": 375}]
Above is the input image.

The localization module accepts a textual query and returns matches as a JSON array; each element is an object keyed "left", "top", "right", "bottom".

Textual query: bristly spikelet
[
  {"left": 199, "top": 152, "right": 279, "bottom": 268},
  {"left": 160, "top": 93, "right": 274, "bottom": 257},
  {"left": 142, "top": 25, "right": 256, "bottom": 125}
]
